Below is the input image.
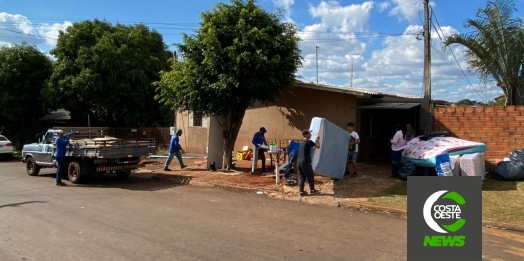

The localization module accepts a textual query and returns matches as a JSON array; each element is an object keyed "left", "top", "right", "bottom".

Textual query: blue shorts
[{"left": 347, "top": 151, "right": 358, "bottom": 161}]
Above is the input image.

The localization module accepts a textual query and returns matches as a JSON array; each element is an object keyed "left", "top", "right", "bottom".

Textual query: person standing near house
[
  {"left": 345, "top": 122, "right": 360, "bottom": 177},
  {"left": 54, "top": 130, "right": 72, "bottom": 186},
  {"left": 283, "top": 139, "right": 300, "bottom": 184},
  {"left": 390, "top": 124, "right": 406, "bottom": 178},
  {"left": 405, "top": 124, "right": 416, "bottom": 141},
  {"left": 252, "top": 127, "right": 268, "bottom": 173},
  {"left": 164, "top": 129, "right": 188, "bottom": 171},
  {"left": 296, "top": 129, "right": 321, "bottom": 196}
]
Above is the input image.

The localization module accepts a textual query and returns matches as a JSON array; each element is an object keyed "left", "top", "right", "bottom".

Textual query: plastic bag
[
  {"left": 397, "top": 161, "right": 418, "bottom": 179},
  {"left": 435, "top": 153, "right": 453, "bottom": 177},
  {"left": 491, "top": 161, "right": 524, "bottom": 181}
]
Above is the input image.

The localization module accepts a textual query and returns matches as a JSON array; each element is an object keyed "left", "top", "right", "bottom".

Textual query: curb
[
  {"left": 151, "top": 173, "right": 270, "bottom": 195},
  {"left": 338, "top": 201, "right": 524, "bottom": 233},
  {"left": 150, "top": 173, "right": 524, "bottom": 233},
  {"left": 482, "top": 220, "right": 524, "bottom": 233},
  {"left": 338, "top": 201, "right": 407, "bottom": 216}
]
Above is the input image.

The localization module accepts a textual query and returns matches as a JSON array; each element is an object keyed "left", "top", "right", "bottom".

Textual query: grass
[
  {"left": 367, "top": 182, "right": 407, "bottom": 210},
  {"left": 367, "top": 177, "right": 524, "bottom": 225},
  {"left": 13, "top": 150, "right": 21, "bottom": 160}
]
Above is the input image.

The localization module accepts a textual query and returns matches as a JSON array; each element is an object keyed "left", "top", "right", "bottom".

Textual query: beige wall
[
  {"left": 236, "top": 87, "right": 357, "bottom": 151},
  {"left": 177, "top": 87, "right": 357, "bottom": 153},
  {"left": 176, "top": 111, "right": 209, "bottom": 154}
]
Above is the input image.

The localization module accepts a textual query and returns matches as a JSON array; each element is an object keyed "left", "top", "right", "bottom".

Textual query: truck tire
[
  {"left": 116, "top": 170, "right": 131, "bottom": 179},
  {"left": 26, "top": 157, "right": 40, "bottom": 176},
  {"left": 68, "top": 161, "right": 82, "bottom": 184}
]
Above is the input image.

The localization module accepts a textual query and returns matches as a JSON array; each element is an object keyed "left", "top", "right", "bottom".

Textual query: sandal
[
  {"left": 310, "top": 189, "right": 320, "bottom": 195},
  {"left": 299, "top": 191, "right": 307, "bottom": 196}
]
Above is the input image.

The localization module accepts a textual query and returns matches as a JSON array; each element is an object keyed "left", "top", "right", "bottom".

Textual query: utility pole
[
  {"left": 423, "top": 0, "right": 433, "bottom": 132},
  {"left": 350, "top": 57, "right": 354, "bottom": 88},
  {"left": 315, "top": 46, "right": 319, "bottom": 84},
  {"left": 173, "top": 51, "right": 178, "bottom": 129}
]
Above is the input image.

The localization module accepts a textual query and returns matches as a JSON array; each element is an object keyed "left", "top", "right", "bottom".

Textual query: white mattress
[
  {"left": 450, "top": 155, "right": 461, "bottom": 176},
  {"left": 460, "top": 153, "right": 484, "bottom": 178},
  {"left": 309, "top": 117, "right": 350, "bottom": 180}
]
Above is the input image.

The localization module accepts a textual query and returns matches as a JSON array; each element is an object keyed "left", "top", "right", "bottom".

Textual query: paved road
[{"left": 0, "top": 160, "right": 523, "bottom": 261}]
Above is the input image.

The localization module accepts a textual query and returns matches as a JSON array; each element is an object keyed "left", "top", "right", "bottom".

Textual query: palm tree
[{"left": 443, "top": 0, "right": 524, "bottom": 105}]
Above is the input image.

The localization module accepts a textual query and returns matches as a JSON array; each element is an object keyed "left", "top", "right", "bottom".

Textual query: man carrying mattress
[{"left": 296, "top": 129, "right": 321, "bottom": 196}]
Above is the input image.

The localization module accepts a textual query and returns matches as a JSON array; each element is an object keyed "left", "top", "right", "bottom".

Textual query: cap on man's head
[
  {"left": 302, "top": 129, "right": 312, "bottom": 136},
  {"left": 56, "top": 129, "right": 64, "bottom": 134},
  {"left": 260, "top": 127, "right": 267, "bottom": 133},
  {"left": 176, "top": 129, "right": 183, "bottom": 134}
]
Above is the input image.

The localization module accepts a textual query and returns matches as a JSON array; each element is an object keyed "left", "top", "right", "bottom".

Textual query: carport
[{"left": 355, "top": 98, "right": 426, "bottom": 161}]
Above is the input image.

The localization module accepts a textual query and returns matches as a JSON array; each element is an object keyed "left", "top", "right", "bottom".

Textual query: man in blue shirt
[
  {"left": 252, "top": 127, "right": 268, "bottom": 173},
  {"left": 283, "top": 140, "right": 299, "bottom": 183},
  {"left": 164, "top": 129, "right": 188, "bottom": 171},
  {"left": 55, "top": 130, "right": 72, "bottom": 186}
]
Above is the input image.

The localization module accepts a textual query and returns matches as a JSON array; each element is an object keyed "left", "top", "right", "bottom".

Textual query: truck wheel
[
  {"left": 68, "top": 161, "right": 82, "bottom": 184},
  {"left": 26, "top": 157, "right": 40, "bottom": 176},
  {"left": 116, "top": 170, "right": 131, "bottom": 179}
]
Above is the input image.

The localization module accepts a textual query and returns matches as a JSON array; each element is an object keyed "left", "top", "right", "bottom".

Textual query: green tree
[
  {"left": 0, "top": 43, "right": 53, "bottom": 147},
  {"left": 44, "top": 19, "right": 173, "bottom": 127},
  {"left": 443, "top": 0, "right": 524, "bottom": 105},
  {"left": 155, "top": 0, "right": 302, "bottom": 169}
]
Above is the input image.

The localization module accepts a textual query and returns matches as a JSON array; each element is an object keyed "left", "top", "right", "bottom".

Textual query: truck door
[{"left": 38, "top": 132, "right": 55, "bottom": 163}]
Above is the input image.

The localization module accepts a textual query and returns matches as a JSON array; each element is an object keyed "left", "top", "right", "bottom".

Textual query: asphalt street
[{"left": 0, "top": 160, "right": 523, "bottom": 261}]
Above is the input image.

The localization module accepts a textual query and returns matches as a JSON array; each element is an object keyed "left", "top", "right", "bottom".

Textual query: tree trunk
[{"left": 221, "top": 109, "right": 247, "bottom": 170}]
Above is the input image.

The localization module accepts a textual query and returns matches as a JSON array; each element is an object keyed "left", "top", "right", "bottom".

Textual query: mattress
[
  {"left": 460, "top": 153, "right": 485, "bottom": 178},
  {"left": 309, "top": 117, "right": 350, "bottom": 180},
  {"left": 402, "top": 137, "right": 487, "bottom": 167}
]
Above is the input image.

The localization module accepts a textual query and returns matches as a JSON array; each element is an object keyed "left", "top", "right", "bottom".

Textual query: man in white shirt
[{"left": 345, "top": 122, "right": 360, "bottom": 177}]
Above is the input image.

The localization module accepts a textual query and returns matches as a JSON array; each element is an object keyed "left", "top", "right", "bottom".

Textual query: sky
[{"left": 1, "top": 0, "right": 521, "bottom": 102}]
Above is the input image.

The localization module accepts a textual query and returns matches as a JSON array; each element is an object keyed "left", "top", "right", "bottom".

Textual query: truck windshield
[{"left": 44, "top": 133, "right": 55, "bottom": 144}]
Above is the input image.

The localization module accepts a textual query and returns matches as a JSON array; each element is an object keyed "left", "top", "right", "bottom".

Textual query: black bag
[
  {"left": 509, "top": 149, "right": 524, "bottom": 163},
  {"left": 397, "top": 161, "right": 418, "bottom": 179},
  {"left": 491, "top": 161, "right": 524, "bottom": 181}
]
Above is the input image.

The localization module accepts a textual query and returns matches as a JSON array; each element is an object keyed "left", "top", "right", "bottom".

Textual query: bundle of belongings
[
  {"left": 400, "top": 136, "right": 487, "bottom": 179},
  {"left": 490, "top": 149, "right": 524, "bottom": 181}
]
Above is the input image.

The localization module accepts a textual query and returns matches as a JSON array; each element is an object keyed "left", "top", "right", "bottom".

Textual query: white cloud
[
  {"left": 288, "top": 1, "right": 500, "bottom": 102},
  {"left": 388, "top": 0, "right": 436, "bottom": 23},
  {"left": 378, "top": 1, "right": 391, "bottom": 13},
  {"left": 0, "top": 12, "right": 72, "bottom": 46},
  {"left": 308, "top": 1, "right": 374, "bottom": 33},
  {"left": 273, "top": 0, "right": 295, "bottom": 23}
]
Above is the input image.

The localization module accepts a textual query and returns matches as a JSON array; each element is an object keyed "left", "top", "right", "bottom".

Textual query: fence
[
  {"left": 110, "top": 127, "right": 172, "bottom": 152},
  {"left": 433, "top": 106, "right": 524, "bottom": 163}
]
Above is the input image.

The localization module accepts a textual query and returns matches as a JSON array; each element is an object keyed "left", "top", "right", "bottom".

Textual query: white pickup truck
[{"left": 21, "top": 128, "right": 155, "bottom": 184}]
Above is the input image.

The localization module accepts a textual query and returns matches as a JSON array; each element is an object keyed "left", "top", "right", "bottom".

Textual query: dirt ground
[{"left": 136, "top": 154, "right": 402, "bottom": 207}]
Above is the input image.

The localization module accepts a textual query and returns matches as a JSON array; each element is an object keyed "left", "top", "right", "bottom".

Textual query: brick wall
[{"left": 434, "top": 106, "right": 524, "bottom": 162}]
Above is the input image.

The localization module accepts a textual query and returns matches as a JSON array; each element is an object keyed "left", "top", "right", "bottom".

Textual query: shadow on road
[
  {"left": 35, "top": 172, "right": 193, "bottom": 192},
  {"left": 0, "top": 200, "right": 46, "bottom": 208}
]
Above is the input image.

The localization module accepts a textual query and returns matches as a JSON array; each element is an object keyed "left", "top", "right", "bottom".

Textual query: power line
[
  {"left": 430, "top": 6, "right": 487, "bottom": 102},
  {"left": 0, "top": 28, "right": 57, "bottom": 40}
]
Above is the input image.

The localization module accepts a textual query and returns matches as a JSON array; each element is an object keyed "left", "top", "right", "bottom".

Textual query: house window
[
  {"left": 189, "top": 111, "right": 206, "bottom": 127},
  {"left": 193, "top": 114, "right": 203, "bottom": 127}
]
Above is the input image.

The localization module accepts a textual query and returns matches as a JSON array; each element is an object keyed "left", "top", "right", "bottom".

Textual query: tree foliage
[
  {"left": 443, "top": 0, "right": 524, "bottom": 105},
  {"left": 155, "top": 0, "right": 302, "bottom": 169},
  {"left": 0, "top": 43, "right": 53, "bottom": 147},
  {"left": 44, "top": 19, "right": 173, "bottom": 127}
]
